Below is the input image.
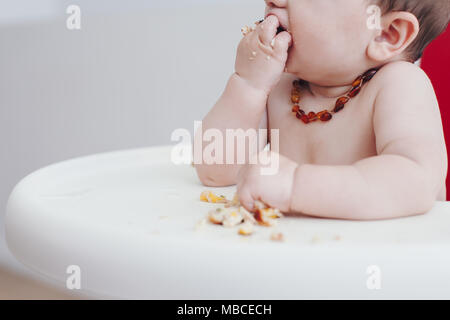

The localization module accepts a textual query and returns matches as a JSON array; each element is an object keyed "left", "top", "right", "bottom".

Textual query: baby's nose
[{"left": 265, "top": 0, "right": 287, "bottom": 9}]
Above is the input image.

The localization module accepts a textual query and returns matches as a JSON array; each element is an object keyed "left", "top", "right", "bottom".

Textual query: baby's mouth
[
  {"left": 276, "top": 26, "right": 287, "bottom": 35},
  {"left": 260, "top": 17, "right": 288, "bottom": 35}
]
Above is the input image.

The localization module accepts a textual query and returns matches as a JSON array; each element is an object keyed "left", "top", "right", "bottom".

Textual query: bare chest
[{"left": 268, "top": 78, "right": 378, "bottom": 165}]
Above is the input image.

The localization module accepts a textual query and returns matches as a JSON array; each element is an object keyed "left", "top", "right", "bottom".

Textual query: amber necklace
[{"left": 291, "top": 67, "right": 380, "bottom": 124}]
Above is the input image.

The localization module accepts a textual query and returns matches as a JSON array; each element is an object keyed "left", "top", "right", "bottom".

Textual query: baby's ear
[{"left": 367, "top": 11, "right": 419, "bottom": 62}]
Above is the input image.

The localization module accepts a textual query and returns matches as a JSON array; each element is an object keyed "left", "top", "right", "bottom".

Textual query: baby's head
[{"left": 265, "top": 0, "right": 450, "bottom": 85}]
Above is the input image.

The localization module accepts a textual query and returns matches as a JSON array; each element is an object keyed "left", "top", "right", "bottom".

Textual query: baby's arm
[
  {"left": 194, "top": 74, "right": 269, "bottom": 187},
  {"left": 289, "top": 62, "right": 448, "bottom": 220},
  {"left": 194, "top": 16, "right": 291, "bottom": 187}
]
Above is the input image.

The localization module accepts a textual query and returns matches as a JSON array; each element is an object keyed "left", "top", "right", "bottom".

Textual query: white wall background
[
  {"left": 0, "top": 0, "right": 248, "bottom": 25},
  {"left": 0, "top": 0, "right": 262, "bottom": 277}
]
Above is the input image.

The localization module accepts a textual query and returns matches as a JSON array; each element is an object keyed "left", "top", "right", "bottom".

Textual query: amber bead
[
  {"left": 334, "top": 96, "right": 349, "bottom": 113},
  {"left": 348, "top": 86, "right": 361, "bottom": 98},
  {"left": 300, "top": 115, "right": 309, "bottom": 124},
  {"left": 352, "top": 76, "right": 362, "bottom": 88},
  {"left": 318, "top": 111, "right": 332, "bottom": 121},
  {"left": 292, "top": 105, "right": 300, "bottom": 113},
  {"left": 295, "top": 109, "right": 305, "bottom": 119},
  {"left": 291, "top": 94, "right": 300, "bottom": 103},
  {"left": 334, "top": 105, "right": 344, "bottom": 113},
  {"left": 291, "top": 88, "right": 301, "bottom": 96},
  {"left": 362, "top": 68, "right": 378, "bottom": 82},
  {"left": 307, "top": 112, "right": 318, "bottom": 121}
]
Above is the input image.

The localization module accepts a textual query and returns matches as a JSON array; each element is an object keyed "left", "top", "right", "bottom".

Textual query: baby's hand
[
  {"left": 236, "top": 150, "right": 298, "bottom": 214},
  {"left": 235, "top": 15, "right": 292, "bottom": 95}
]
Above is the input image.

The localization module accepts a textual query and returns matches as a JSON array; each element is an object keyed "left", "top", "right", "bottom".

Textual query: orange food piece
[{"left": 200, "top": 191, "right": 227, "bottom": 203}]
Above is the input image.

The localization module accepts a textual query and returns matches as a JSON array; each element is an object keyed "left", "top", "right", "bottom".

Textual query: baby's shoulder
[
  {"left": 370, "top": 60, "right": 433, "bottom": 93},
  {"left": 370, "top": 60, "right": 440, "bottom": 125}
]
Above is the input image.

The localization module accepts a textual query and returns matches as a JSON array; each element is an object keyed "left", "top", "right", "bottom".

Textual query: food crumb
[
  {"left": 270, "top": 232, "right": 284, "bottom": 242},
  {"left": 194, "top": 218, "right": 207, "bottom": 231},
  {"left": 311, "top": 235, "right": 321, "bottom": 244},
  {"left": 200, "top": 191, "right": 283, "bottom": 238},
  {"left": 238, "top": 221, "right": 254, "bottom": 236},
  {"left": 208, "top": 208, "right": 225, "bottom": 225},
  {"left": 222, "top": 209, "right": 244, "bottom": 228},
  {"left": 200, "top": 190, "right": 227, "bottom": 203},
  {"left": 241, "top": 25, "right": 254, "bottom": 36},
  {"left": 270, "top": 39, "right": 276, "bottom": 48}
]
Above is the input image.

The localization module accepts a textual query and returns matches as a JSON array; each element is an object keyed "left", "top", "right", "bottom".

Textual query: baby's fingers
[
  {"left": 272, "top": 31, "right": 292, "bottom": 56},
  {"left": 236, "top": 185, "right": 255, "bottom": 213},
  {"left": 257, "top": 15, "right": 279, "bottom": 46}
]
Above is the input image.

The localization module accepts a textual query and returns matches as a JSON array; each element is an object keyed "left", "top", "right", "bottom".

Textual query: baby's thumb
[{"left": 273, "top": 32, "right": 292, "bottom": 55}]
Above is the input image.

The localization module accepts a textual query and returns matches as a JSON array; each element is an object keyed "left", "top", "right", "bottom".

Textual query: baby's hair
[{"left": 371, "top": 0, "right": 450, "bottom": 61}]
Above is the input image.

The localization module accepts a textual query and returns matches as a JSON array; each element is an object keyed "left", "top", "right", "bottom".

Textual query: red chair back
[{"left": 421, "top": 26, "right": 450, "bottom": 201}]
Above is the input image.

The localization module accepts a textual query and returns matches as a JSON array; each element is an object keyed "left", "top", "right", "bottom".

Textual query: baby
[{"left": 194, "top": 0, "right": 450, "bottom": 220}]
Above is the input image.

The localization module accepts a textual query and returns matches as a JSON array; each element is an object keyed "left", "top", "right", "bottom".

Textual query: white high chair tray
[{"left": 5, "top": 145, "right": 450, "bottom": 299}]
